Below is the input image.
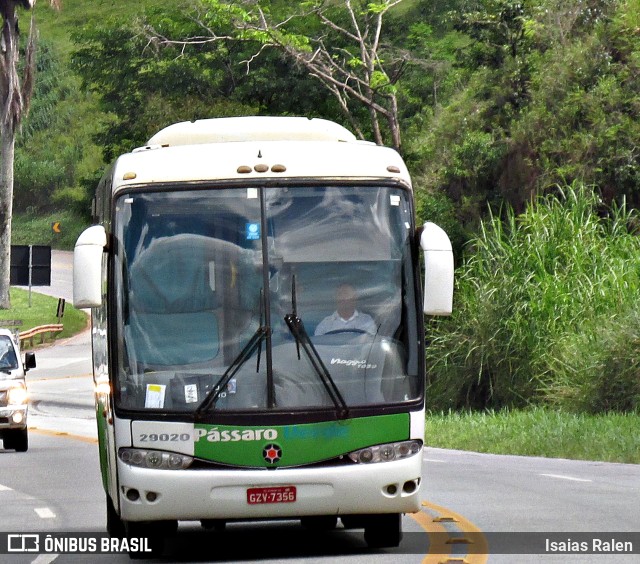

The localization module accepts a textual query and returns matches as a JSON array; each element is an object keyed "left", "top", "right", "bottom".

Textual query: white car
[{"left": 0, "top": 328, "right": 36, "bottom": 452}]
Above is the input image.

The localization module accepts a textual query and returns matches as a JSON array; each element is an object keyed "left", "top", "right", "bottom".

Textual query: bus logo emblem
[{"left": 263, "top": 443, "right": 282, "bottom": 464}]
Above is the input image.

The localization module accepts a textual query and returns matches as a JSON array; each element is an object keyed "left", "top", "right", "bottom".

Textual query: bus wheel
[
  {"left": 364, "top": 514, "right": 403, "bottom": 548},
  {"left": 301, "top": 516, "right": 338, "bottom": 530},
  {"left": 106, "top": 495, "right": 125, "bottom": 538},
  {"left": 341, "top": 515, "right": 366, "bottom": 529},
  {"left": 124, "top": 520, "right": 175, "bottom": 559}
]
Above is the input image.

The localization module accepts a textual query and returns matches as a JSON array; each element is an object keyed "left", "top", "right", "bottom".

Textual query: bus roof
[
  {"left": 145, "top": 117, "right": 358, "bottom": 146},
  {"left": 109, "top": 117, "right": 411, "bottom": 193}
]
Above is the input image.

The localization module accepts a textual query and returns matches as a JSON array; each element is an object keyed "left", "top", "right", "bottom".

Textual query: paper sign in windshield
[{"left": 145, "top": 384, "right": 166, "bottom": 408}]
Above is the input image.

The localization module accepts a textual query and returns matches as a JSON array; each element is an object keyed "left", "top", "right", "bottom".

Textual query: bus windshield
[{"left": 113, "top": 185, "right": 420, "bottom": 414}]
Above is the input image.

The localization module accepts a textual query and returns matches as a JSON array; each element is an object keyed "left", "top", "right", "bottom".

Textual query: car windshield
[
  {"left": 112, "top": 185, "right": 420, "bottom": 414},
  {"left": 0, "top": 335, "right": 19, "bottom": 374}
]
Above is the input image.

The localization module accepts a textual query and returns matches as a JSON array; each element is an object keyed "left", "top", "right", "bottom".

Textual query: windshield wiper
[
  {"left": 284, "top": 275, "right": 349, "bottom": 420},
  {"left": 195, "top": 291, "right": 269, "bottom": 418}
]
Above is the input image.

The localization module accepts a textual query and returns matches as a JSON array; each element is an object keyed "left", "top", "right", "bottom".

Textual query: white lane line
[
  {"left": 32, "top": 555, "right": 59, "bottom": 564},
  {"left": 0, "top": 483, "right": 13, "bottom": 491},
  {"left": 540, "top": 473, "right": 593, "bottom": 483},
  {"left": 423, "top": 458, "right": 447, "bottom": 463},
  {"left": 34, "top": 507, "right": 57, "bottom": 519}
]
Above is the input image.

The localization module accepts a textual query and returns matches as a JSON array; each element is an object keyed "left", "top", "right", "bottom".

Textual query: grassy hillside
[
  {"left": 12, "top": 0, "right": 166, "bottom": 247},
  {"left": 36, "top": 0, "right": 161, "bottom": 52}
]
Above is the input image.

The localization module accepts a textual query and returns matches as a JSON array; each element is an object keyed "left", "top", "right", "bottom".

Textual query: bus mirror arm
[
  {"left": 73, "top": 225, "right": 107, "bottom": 309},
  {"left": 420, "top": 222, "right": 454, "bottom": 316}
]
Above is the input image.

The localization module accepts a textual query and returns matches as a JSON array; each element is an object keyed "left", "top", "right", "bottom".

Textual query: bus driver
[{"left": 314, "top": 283, "right": 377, "bottom": 336}]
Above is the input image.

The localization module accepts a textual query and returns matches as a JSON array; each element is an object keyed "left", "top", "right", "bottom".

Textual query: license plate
[{"left": 247, "top": 486, "right": 296, "bottom": 505}]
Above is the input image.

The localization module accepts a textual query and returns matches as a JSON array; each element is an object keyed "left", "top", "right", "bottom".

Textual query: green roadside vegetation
[
  {"left": 426, "top": 409, "right": 640, "bottom": 464},
  {"left": 0, "top": 288, "right": 88, "bottom": 346},
  {"left": 423, "top": 186, "right": 640, "bottom": 464},
  {"left": 11, "top": 211, "right": 89, "bottom": 251},
  {"left": 425, "top": 187, "right": 640, "bottom": 416}
]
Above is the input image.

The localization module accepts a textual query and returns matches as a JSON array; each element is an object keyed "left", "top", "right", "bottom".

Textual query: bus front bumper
[{"left": 117, "top": 454, "right": 422, "bottom": 522}]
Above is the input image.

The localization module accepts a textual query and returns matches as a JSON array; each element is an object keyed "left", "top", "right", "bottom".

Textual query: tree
[
  {"left": 144, "top": 0, "right": 407, "bottom": 150},
  {"left": 0, "top": 0, "right": 60, "bottom": 309}
]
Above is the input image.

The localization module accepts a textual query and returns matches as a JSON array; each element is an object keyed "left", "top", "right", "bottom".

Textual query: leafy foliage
[
  {"left": 69, "top": 4, "right": 342, "bottom": 161},
  {"left": 410, "top": 0, "right": 640, "bottom": 227}
]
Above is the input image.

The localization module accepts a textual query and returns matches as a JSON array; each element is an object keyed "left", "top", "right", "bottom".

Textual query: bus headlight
[
  {"left": 348, "top": 440, "right": 422, "bottom": 464},
  {"left": 118, "top": 448, "right": 193, "bottom": 470},
  {"left": 7, "top": 384, "right": 28, "bottom": 405}
]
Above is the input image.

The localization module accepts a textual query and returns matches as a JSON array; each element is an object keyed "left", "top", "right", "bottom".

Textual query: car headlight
[
  {"left": 348, "top": 440, "right": 422, "bottom": 464},
  {"left": 7, "top": 384, "right": 28, "bottom": 405},
  {"left": 118, "top": 448, "right": 193, "bottom": 470}
]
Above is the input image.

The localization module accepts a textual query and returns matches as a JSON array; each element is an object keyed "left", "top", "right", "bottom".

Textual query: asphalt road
[
  {"left": 17, "top": 249, "right": 75, "bottom": 303},
  {"left": 2, "top": 251, "right": 638, "bottom": 563}
]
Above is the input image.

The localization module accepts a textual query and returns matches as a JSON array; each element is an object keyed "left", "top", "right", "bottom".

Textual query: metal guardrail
[{"left": 19, "top": 324, "right": 63, "bottom": 347}]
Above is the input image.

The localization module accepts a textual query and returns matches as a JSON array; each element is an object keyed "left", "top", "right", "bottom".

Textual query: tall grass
[{"left": 426, "top": 184, "right": 640, "bottom": 413}]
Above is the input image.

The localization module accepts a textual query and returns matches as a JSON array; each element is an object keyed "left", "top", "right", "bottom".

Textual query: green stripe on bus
[{"left": 193, "top": 413, "right": 409, "bottom": 467}]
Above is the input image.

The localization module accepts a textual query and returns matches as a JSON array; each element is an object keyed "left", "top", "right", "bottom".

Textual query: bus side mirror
[
  {"left": 73, "top": 225, "right": 107, "bottom": 309},
  {"left": 420, "top": 222, "right": 454, "bottom": 316}
]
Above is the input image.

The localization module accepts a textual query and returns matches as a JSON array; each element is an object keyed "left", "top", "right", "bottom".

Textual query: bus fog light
[
  {"left": 386, "top": 484, "right": 398, "bottom": 495},
  {"left": 11, "top": 411, "right": 24, "bottom": 424},
  {"left": 146, "top": 491, "right": 158, "bottom": 502},
  {"left": 118, "top": 448, "right": 193, "bottom": 470},
  {"left": 126, "top": 488, "right": 140, "bottom": 502},
  {"left": 403, "top": 480, "right": 418, "bottom": 494},
  {"left": 348, "top": 440, "right": 422, "bottom": 464}
]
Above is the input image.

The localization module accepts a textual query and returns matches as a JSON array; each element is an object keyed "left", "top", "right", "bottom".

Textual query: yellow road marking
[
  {"left": 411, "top": 509, "right": 454, "bottom": 563},
  {"left": 410, "top": 501, "right": 489, "bottom": 564},
  {"left": 29, "top": 427, "right": 98, "bottom": 444},
  {"left": 29, "top": 374, "right": 93, "bottom": 382}
]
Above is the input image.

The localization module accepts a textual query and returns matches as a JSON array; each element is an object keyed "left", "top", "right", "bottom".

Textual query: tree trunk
[
  {"left": 0, "top": 1, "right": 20, "bottom": 310},
  {"left": 0, "top": 131, "right": 14, "bottom": 309},
  {"left": 387, "top": 93, "right": 401, "bottom": 152},
  {"left": 0, "top": 1, "right": 58, "bottom": 308}
]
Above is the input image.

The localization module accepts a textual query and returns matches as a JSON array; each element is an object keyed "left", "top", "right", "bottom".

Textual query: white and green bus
[{"left": 73, "top": 116, "right": 453, "bottom": 555}]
